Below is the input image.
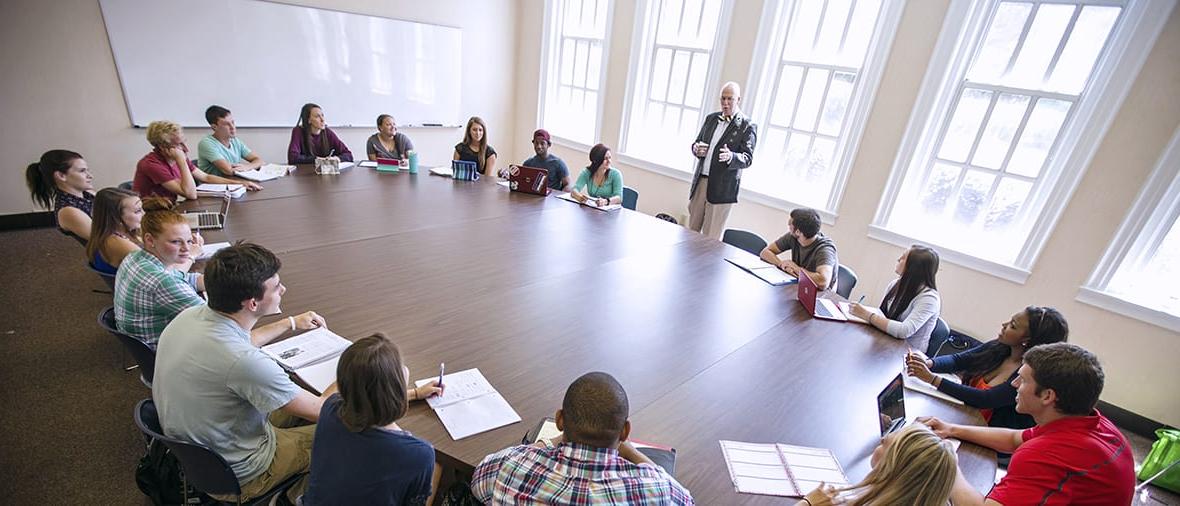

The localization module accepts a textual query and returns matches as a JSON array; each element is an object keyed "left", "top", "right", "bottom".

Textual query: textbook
[
  {"left": 719, "top": 440, "right": 850, "bottom": 498},
  {"left": 556, "top": 191, "right": 622, "bottom": 211},
  {"left": 261, "top": 326, "right": 351, "bottom": 395},
  {"left": 725, "top": 256, "right": 796, "bottom": 286},
  {"left": 196, "top": 183, "right": 246, "bottom": 199},
  {"left": 903, "top": 373, "right": 966, "bottom": 406},
  {"left": 523, "top": 417, "right": 678, "bottom": 474},
  {"left": 415, "top": 368, "right": 521, "bottom": 440},
  {"left": 235, "top": 163, "right": 293, "bottom": 182}
]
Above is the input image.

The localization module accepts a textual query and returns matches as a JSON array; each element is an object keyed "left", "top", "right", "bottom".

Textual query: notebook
[
  {"left": 725, "top": 255, "right": 796, "bottom": 286},
  {"left": 903, "top": 373, "right": 965, "bottom": 406},
  {"left": 719, "top": 440, "right": 850, "bottom": 497},
  {"left": 235, "top": 163, "right": 293, "bottom": 182},
  {"left": 415, "top": 368, "right": 520, "bottom": 440},
  {"left": 261, "top": 326, "right": 352, "bottom": 395},
  {"left": 523, "top": 418, "right": 678, "bottom": 474},
  {"left": 834, "top": 301, "right": 870, "bottom": 324},
  {"left": 797, "top": 272, "right": 846, "bottom": 321},
  {"left": 196, "top": 183, "right": 246, "bottom": 199},
  {"left": 557, "top": 191, "right": 622, "bottom": 211}
]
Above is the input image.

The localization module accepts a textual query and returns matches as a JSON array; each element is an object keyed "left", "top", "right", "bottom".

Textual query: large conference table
[{"left": 191, "top": 165, "right": 995, "bottom": 504}]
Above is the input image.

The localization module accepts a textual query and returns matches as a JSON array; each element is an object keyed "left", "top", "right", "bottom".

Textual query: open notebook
[
  {"left": 235, "top": 163, "right": 293, "bottom": 182},
  {"left": 260, "top": 327, "right": 351, "bottom": 395},
  {"left": 719, "top": 440, "right": 850, "bottom": 497},
  {"left": 556, "top": 192, "right": 622, "bottom": 211},
  {"left": 415, "top": 368, "right": 520, "bottom": 440}
]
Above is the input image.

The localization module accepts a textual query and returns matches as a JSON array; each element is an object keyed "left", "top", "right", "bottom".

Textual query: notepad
[
  {"left": 415, "top": 368, "right": 521, "bottom": 440},
  {"left": 725, "top": 256, "right": 797, "bottom": 286},
  {"left": 557, "top": 192, "right": 622, "bottom": 211},
  {"left": 903, "top": 373, "right": 965, "bottom": 406},
  {"left": 235, "top": 163, "right": 293, "bottom": 182},
  {"left": 195, "top": 241, "right": 231, "bottom": 261},
  {"left": 196, "top": 183, "right": 246, "bottom": 198},
  {"left": 429, "top": 166, "right": 454, "bottom": 177},
  {"left": 719, "top": 440, "right": 850, "bottom": 497},
  {"left": 261, "top": 327, "right": 352, "bottom": 395},
  {"left": 835, "top": 301, "right": 870, "bottom": 324},
  {"left": 358, "top": 160, "right": 379, "bottom": 168}
]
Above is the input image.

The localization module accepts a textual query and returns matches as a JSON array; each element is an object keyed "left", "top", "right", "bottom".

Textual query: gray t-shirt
[
  {"left": 152, "top": 305, "right": 300, "bottom": 483},
  {"left": 773, "top": 232, "right": 839, "bottom": 290},
  {"left": 366, "top": 132, "right": 414, "bottom": 160}
]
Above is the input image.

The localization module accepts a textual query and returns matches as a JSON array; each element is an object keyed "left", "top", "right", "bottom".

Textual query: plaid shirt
[
  {"left": 471, "top": 441, "right": 694, "bottom": 505},
  {"left": 114, "top": 249, "right": 203, "bottom": 346}
]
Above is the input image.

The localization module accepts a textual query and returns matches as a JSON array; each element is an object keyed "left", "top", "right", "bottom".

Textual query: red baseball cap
[{"left": 533, "top": 129, "right": 551, "bottom": 144}]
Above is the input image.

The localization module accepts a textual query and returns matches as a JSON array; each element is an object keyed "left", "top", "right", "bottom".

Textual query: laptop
[
  {"left": 507, "top": 165, "right": 550, "bottom": 196},
  {"left": 797, "top": 271, "right": 847, "bottom": 321},
  {"left": 877, "top": 373, "right": 907, "bottom": 436},
  {"left": 183, "top": 194, "right": 231, "bottom": 230}
]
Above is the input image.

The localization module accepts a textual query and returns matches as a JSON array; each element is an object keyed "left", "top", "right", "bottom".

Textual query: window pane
[
  {"left": 656, "top": 0, "right": 684, "bottom": 46},
  {"left": 784, "top": 0, "right": 823, "bottom": 60},
  {"left": 1008, "top": 4, "right": 1074, "bottom": 90},
  {"left": 818, "top": 72, "right": 854, "bottom": 136},
  {"left": 794, "top": 68, "right": 830, "bottom": 131},
  {"left": 968, "top": 2, "right": 1032, "bottom": 84},
  {"left": 954, "top": 170, "right": 996, "bottom": 226},
  {"left": 650, "top": 48, "right": 672, "bottom": 102},
  {"left": 840, "top": 0, "right": 883, "bottom": 67},
  {"left": 668, "top": 50, "right": 691, "bottom": 104},
  {"left": 1007, "top": 98, "right": 1070, "bottom": 177},
  {"left": 685, "top": 52, "right": 709, "bottom": 107},
  {"left": 814, "top": 0, "right": 854, "bottom": 64},
  {"left": 1046, "top": 6, "right": 1120, "bottom": 94},
  {"left": 770, "top": 65, "right": 805, "bottom": 127},
  {"left": 920, "top": 162, "right": 962, "bottom": 215},
  {"left": 938, "top": 88, "right": 993, "bottom": 163},
  {"left": 1109, "top": 217, "right": 1180, "bottom": 317},
  {"left": 573, "top": 41, "right": 588, "bottom": 88},
  {"left": 984, "top": 177, "right": 1031, "bottom": 231},
  {"left": 807, "top": 137, "right": 838, "bottom": 184},
  {"left": 972, "top": 93, "right": 1031, "bottom": 170},
  {"left": 586, "top": 42, "right": 603, "bottom": 90}
]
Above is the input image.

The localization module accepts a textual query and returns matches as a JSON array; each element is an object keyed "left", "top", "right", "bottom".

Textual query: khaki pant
[
  {"left": 688, "top": 176, "right": 733, "bottom": 240},
  {"left": 212, "top": 412, "right": 315, "bottom": 503}
]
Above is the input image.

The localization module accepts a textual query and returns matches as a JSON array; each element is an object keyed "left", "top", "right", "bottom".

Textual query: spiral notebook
[{"left": 719, "top": 440, "right": 849, "bottom": 497}]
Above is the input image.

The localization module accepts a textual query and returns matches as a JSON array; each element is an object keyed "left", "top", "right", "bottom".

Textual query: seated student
[
  {"left": 849, "top": 245, "right": 942, "bottom": 353},
  {"left": 86, "top": 188, "right": 145, "bottom": 275},
  {"left": 153, "top": 243, "right": 334, "bottom": 503},
  {"left": 759, "top": 208, "right": 839, "bottom": 291},
  {"left": 500, "top": 129, "right": 570, "bottom": 191},
  {"left": 303, "top": 333, "right": 443, "bottom": 506},
  {"left": 472, "top": 371, "right": 693, "bottom": 505},
  {"left": 906, "top": 306, "right": 1068, "bottom": 430},
  {"left": 134, "top": 120, "right": 261, "bottom": 202},
  {"left": 197, "top": 105, "right": 265, "bottom": 177},
  {"left": 793, "top": 423, "right": 957, "bottom": 506},
  {"left": 452, "top": 116, "right": 497, "bottom": 176},
  {"left": 289, "top": 103, "right": 353, "bottom": 164},
  {"left": 570, "top": 143, "right": 624, "bottom": 206},
  {"left": 114, "top": 197, "right": 206, "bottom": 346},
  {"left": 366, "top": 114, "right": 415, "bottom": 161},
  {"left": 26, "top": 149, "right": 95, "bottom": 243},
  {"left": 920, "top": 342, "right": 1134, "bottom": 505}
]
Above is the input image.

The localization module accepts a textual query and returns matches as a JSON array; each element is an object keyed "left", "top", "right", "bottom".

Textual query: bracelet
[
  {"left": 801, "top": 499, "right": 812, "bottom": 506},
  {"left": 288, "top": 316, "right": 296, "bottom": 331}
]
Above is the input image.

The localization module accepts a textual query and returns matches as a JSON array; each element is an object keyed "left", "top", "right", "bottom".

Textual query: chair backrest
[
  {"left": 134, "top": 399, "right": 244, "bottom": 498},
  {"left": 118, "top": 180, "right": 134, "bottom": 191},
  {"left": 88, "top": 261, "right": 116, "bottom": 290},
  {"left": 836, "top": 264, "right": 858, "bottom": 299},
  {"left": 622, "top": 186, "right": 639, "bottom": 210},
  {"left": 926, "top": 317, "right": 951, "bottom": 356},
  {"left": 722, "top": 229, "right": 767, "bottom": 256},
  {"left": 98, "top": 306, "right": 156, "bottom": 385}
]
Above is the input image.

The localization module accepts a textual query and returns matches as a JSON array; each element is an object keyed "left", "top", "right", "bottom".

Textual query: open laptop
[
  {"left": 507, "top": 165, "right": 550, "bottom": 196},
  {"left": 184, "top": 194, "right": 231, "bottom": 230},
  {"left": 797, "top": 271, "right": 847, "bottom": 321},
  {"left": 877, "top": 373, "right": 907, "bottom": 436}
]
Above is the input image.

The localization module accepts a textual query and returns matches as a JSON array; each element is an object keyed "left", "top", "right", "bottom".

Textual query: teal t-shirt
[
  {"left": 573, "top": 167, "right": 623, "bottom": 199},
  {"left": 197, "top": 134, "right": 252, "bottom": 176}
]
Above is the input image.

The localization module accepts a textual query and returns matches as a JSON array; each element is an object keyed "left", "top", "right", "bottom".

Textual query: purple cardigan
[{"left": 288, "top": 126, "right": 353, "bottom": 164}]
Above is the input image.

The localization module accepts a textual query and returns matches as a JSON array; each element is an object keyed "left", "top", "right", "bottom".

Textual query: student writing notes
[
  {"left": 303, "top": 333, "right": 443, "bottom": 506},
  {"left": 849, "top": 246, "right": 942, "bottom": 353},
  {"left": 25, "top": 149, "right": 94, "bottom": 243},
  {"left": 920, "top": 343, "right": 1135, "bottom": 506},
  {"left": 907, "top": 306, "right": 1069, "bottom": 430},
  {"left": 289, "top": 103, "right": 353, "bottom": 164},
  {"left": 367, "top": 114, "right": 415, "bottom": 161},
  {"left": 760, "top": 208, "right": 839, "bottom": 291},
  {"left": 471, "top": 372, "right": 693, "bottom": 505},
  {"left": 198, "top": 105, "right": 265, "bottom": 177},
  {"left": 452, "top": 116, "right": 497, "bottom": 176},
  {"left": 134, "top": 120, "right": 261, "bottom": 202},
  {"left": 570, "top": 144, "right": 624, "bottom": 207}
]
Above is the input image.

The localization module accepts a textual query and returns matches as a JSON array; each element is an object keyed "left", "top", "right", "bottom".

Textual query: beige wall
[
  {"left": 515, "top": 0, "right": 1180, "bottom": 426},
  {"left": 1, "top": 0, "right": 519, "bottom": 214}
]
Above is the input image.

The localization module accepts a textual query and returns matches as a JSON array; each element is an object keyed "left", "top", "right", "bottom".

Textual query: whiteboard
[{"left": 99, "top": 0, "right": 462, "bottom": 128}]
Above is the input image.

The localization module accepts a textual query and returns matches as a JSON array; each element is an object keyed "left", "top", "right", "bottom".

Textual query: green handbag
[{"left": 1137, "top": 428, "right": 1180, "bottom": 494}]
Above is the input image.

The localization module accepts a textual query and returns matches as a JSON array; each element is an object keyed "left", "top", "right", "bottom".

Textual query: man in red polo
[{"left": 920, "top": 342, "right": 1134, "bottom": 505}]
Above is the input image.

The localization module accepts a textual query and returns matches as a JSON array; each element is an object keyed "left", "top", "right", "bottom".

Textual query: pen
[
  {"left": 438, "top": 362, "right": 445, "bottom": 388},
  {"left": 857, "top": 295, "right": 865, "bottom": 304}
]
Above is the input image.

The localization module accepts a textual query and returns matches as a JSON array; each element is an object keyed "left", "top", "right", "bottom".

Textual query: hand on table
[
  {"left": 291, "top": 310, "right": 326, "bottom": 330},
  {"left": 412, "top": 379, "right": 444, "bottom": 401},
  {"left": 595, "top": 197, "right": 608, "bottom": 207},
  {"left": 241, "top": 181, "right": 263, "bottom": 191},
  {"left": 779, "top": 260, "right": 800, "bottom": 276},
  {"left": 916, "top": 416, "right": 954, "bottom": 439},
  {"left": 848, "top": 302, "right": 879, "bottom": 321}
]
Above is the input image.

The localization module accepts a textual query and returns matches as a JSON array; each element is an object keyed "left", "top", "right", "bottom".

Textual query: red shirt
[
  {"left": 988, "top": 410, "right": 1134, "bottom": 505},
  {"left": 134, "top": 149, "right": 198, "bottom": 202}
]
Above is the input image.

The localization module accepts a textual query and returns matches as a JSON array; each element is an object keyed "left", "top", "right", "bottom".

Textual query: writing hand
[{"left": 414, "top": 379, "right": 444, "bottom": 400}]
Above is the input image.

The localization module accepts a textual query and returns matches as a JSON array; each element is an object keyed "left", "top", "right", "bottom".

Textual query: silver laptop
[{"left": 184, "top": 194, "right": 231, "bottom": 230}]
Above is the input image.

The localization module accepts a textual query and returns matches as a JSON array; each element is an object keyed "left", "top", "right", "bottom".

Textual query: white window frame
[
  {"left": 1078, "top": 126, "right": 1180, "bottom": 333},
  {"left": 617, "top": 0, "right": 734, "bottom": 176},
  {"left": 739, "top": 0, "right": 905, "bottom": 223},
  {"left": 868, "top": 0, "right": 1172, "bottom": 284},
  {"left": 538, "top": 0, "right": 616, "bottom": 150}
]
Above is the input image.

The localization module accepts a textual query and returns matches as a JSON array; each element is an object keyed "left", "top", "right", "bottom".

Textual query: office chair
[
  {"left": 721, "top": 229, "right": 767, "bottom": 256},
  {"left": 836, "top": 264, "right": 858, "bottom": 299},
  {"left": 87, "top": 260, "right": 116, "bottom": 293},
  {"left": 98, "top": 306, "right": 155, "bottom": 387},
  {"left": 622, "top": 187, "right": 639, "bottom": 210}
]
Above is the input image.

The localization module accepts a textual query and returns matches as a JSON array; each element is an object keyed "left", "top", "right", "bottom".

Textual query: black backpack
[{"left": 135, "top": 438, "right": 209, "bottom": 505}]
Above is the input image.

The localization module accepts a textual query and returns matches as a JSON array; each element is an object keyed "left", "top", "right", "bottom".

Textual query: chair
[
  {"left": 87, "top": 261, "right": 116, "bottom": 292},
  {"left": 622, "top": 186, "right": 639, "bottom": 210},
  {"left": 134, "top": 399, "right": 301, "bottom": 506},
  {"left": 836, "top": 264, "right": 858, "bottom": 299},
  {"left": 926, "top": 317, "right": 951, "bottom": 357},
  {"left": 721, "top": 229, "right": 767, "bottom": 256},
  {"left": 98, "top": 306, "right": 155, "bottom": 387},
  {"left": 118, "top": 180, "right": 134, "bottom": 191}
]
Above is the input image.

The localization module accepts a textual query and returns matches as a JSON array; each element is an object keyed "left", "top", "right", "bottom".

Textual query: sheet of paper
[
  {"left": 414, "top": 368, "right": 521, "bottom": 440},
  {"left": 556, "top": 192, "right": 622, "bottom": 211},
  {"left": 417, "top": 368, "right": 498, "bottom": 409},
  {"left": 836, "top": 301, "right": 870, "bottom": 324},
  {"left": 261, "top": 327, "right": 350, "bottom": 369},
  {"left": 358, "top": 160, "right": 378, "bottom": 168},
  {"left": 903, "top": 374, "right": 965, "bottom": 406},
  {"left": 429, "top": 166, "right": 454, "bottom": 177},
  {"left": 196, "top": 241, "right": 231, "bottom": 260},
  {"left": 726, "top": 254, "right": 770, "bottom": 270},
  {"left": 338, "top": 161, "right": 356, "bottom": 170},
  {"left": 296, "top": 354, "right": 340, "bottom": 395},
  {"left": 536, "top": 420, "right": 561, "bottom": 441}
]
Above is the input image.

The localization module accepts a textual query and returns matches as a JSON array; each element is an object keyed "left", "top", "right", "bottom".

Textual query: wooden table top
[{"left": 195, "top": 167, "right": 995, "bottom": 502}]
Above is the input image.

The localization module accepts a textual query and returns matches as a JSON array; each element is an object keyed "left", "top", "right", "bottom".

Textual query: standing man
[
  {"left": 688, "top": 82, "right": 757, "bottom": 239},
  {"left": 198, "top": 105, "right": 265, "bottom": 177}
]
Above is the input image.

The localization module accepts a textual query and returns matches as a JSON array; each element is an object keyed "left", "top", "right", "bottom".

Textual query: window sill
[
  {"left": 1076, "top": 287, "right": 1180, "bottom": 333},
  {"left": 551, "top": 136, "right": 596, "bottom": 154},
  {"left": 867, "top": 225, "right": 1031, "bottom": 284}
]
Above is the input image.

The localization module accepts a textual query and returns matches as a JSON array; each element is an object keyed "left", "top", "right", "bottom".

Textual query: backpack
[{"left": 135, "top": 438, "right": 209, "bottom": 505}]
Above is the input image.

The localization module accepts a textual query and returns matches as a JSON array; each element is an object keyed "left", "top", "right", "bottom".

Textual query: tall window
[
  {"left": 1080, "top": 127, "right": 1180, "bottom": 330},
  {"left": 875, "top": 0, "right": 1143, "bottom": 270},
  {"left": 745, "top": 0, "right": 901, "bottom": 212},
  {"left": 622, "top": 0, "right": 728, "bottom": 170},
  {"left": 541, "top": 0, "right": 612, "bottom": 145}
]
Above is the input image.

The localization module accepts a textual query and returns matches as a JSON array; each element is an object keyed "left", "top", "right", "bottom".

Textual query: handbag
[{"left": 1137, "top": 428, "right": 1180, "bottom": 494}]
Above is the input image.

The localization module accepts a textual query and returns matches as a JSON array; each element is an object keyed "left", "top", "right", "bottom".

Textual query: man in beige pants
[{"left": 688, "top": 82, "right": 758, "bottom": 239}]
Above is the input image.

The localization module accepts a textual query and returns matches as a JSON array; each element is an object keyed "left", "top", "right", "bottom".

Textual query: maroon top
[
  {"left": 134, "top": 149, "right": 198, "bottom": 202},
  {"left": 288, "top": 126, "right": 353, "bottom": 164}
]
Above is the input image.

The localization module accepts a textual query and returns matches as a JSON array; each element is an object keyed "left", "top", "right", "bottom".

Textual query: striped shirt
[
  {"left": 114, "top": 249, "right": 202, "bottom": 346},
  {"left": 471, "top": 441, "right": 694, "bottom": 505}
]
